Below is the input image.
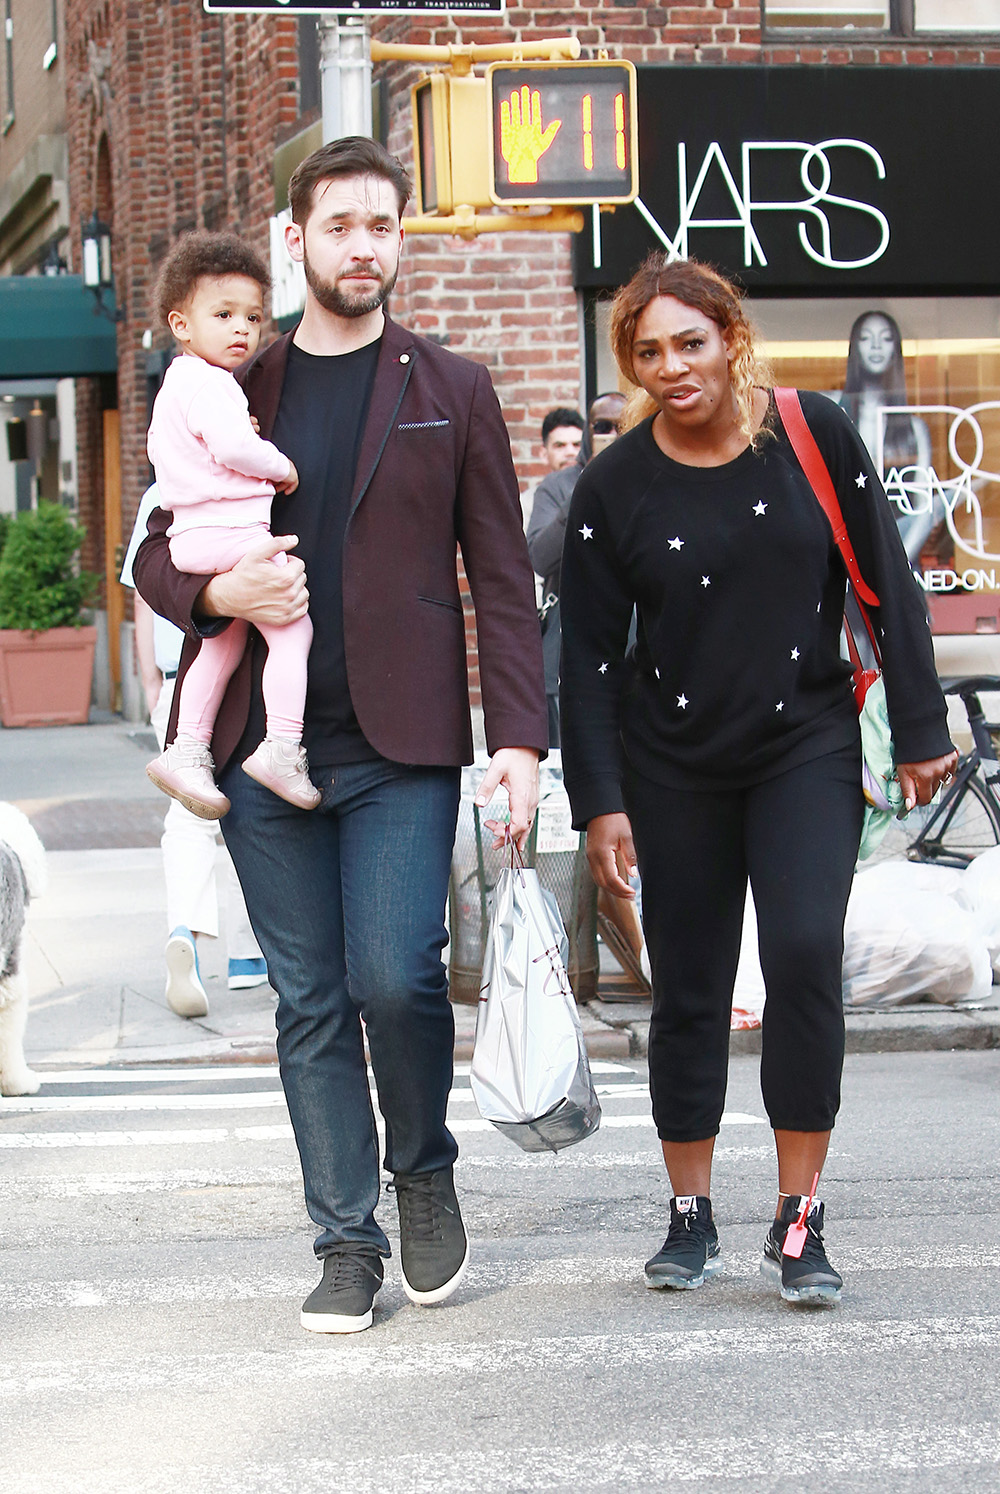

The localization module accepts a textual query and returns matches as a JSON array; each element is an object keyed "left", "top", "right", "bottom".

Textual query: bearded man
[{"left": 134, "top": 137, "right": 546, "bottom": 1335}]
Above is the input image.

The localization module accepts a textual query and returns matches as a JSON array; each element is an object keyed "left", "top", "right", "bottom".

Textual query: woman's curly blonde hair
[{"left": 609, "top": 255, "right": 773, "bottom": 449}]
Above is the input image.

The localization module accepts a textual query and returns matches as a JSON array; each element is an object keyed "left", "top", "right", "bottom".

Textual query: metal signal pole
[{"left": 319, "top": 15, "right": 373, "bottom": 142}]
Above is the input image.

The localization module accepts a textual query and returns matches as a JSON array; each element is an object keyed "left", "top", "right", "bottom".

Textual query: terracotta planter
[{"left": 0, "top": 625, "right": 97, "bottom": 727}]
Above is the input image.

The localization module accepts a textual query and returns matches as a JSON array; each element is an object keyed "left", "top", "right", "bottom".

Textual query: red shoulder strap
[{"left": 773, "top": 386, "right": 881, "bottom": 610}]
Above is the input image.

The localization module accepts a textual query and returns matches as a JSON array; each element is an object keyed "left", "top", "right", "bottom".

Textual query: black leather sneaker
[
  {"left": 393, "top": 1165, "right": 469, "bottom": 1305},
  {"left": 300, "top": 1246, "right": 384, "bottom": 1334},
  {"left": 644, "top": 1195, "right": 721, "bottom": 1290},
  {"left": 761, "top": 1195, "right": 843, "bottom": 1305}
]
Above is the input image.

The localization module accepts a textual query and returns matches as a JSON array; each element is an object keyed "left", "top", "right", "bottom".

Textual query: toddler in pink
[{"left": 144, "top": 231, "right": 320, "bottom": 818}]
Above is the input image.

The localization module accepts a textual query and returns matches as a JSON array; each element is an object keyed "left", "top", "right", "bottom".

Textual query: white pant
[{"left": 151, "top": 679, "right": 261, "bottom": 958}]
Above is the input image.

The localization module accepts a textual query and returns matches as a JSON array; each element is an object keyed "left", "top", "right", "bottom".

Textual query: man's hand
[
  {"left": 275, "top": 459, "right": 299, "bottom": 495},
  {"left": 585, "top": 812, "right": 637, "bottom": 899},
  {"left": 198, "top": 533, "right": 309, "bottom": 627},
  {"left": 475, "top": 747, "right": 540, "bottom": 854}
]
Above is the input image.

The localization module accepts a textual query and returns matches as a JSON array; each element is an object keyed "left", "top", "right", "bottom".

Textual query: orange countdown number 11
[{"left": 581, "top": 92, "right": 628, "bottom": 173}]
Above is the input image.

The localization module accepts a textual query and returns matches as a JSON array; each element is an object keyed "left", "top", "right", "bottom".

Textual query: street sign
[
  {"left": 487, "top": 62, "right": 637, "bottom": 206},
  {"left": 204, "top": 1, "right": 503, "bottom": 13}
]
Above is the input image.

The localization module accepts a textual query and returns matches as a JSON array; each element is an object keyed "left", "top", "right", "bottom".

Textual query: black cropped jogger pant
[{"left": 623, "top": 744, "right": 864, "bottom": 1143}]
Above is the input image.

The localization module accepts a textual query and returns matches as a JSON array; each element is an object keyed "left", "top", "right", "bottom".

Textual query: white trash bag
[
  {"left": 955, "top": 845, "right": 1000, "bottom": 978},
  {"left": 470, "top": 863, "right": 601, "bottom": 1153},
  {"left": 843, "top": 861, "right": 992, "bottom": 1008}
]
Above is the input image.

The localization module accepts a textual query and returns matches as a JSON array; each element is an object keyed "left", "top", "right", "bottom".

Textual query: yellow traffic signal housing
[
  {"left": 413, "top": 72, "right": 496, "bottom": 215},
  {"left": 411, "top": 58, "right": 637, "bottom": 217},
  {"left": 488, "top": 62, "right": 637, "bottom": 207}
]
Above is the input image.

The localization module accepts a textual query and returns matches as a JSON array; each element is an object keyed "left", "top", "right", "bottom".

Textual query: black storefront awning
[{"left": 0, "top": 274, "right": 118, "bottom": 378}]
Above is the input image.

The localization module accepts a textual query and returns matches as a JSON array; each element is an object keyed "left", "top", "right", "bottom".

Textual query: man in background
[
  {"left": 540, "top": 407, "right": 585, "bottom": 473},
  {"left": 527, "top": 392, "right": 626, "bottom": 746}
]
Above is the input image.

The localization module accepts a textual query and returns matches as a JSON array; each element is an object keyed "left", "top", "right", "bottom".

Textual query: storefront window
[
  {"left": 764, "top": 1, "right": 887, "bottom": 28},
  {"left": 592, "top": 294, "right": 1000, "bottom": 630},
  {"left": 763, "top": 0, "right": 997, "bottom": 29}
]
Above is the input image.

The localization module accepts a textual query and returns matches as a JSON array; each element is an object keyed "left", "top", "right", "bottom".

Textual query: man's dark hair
[
  {"left": 154, "top": 231, "right": 270, "bottom": 325},
  {"left": 289, "top": 136, "right": 413, "bottom": 225},
  {"left": 541, "top": 407, "right": 585, "bottom": 443}
]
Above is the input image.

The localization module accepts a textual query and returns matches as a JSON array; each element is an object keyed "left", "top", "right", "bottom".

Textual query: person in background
[
  {"left": 560, "top": 255, "right": 956, "bottom": 1307},
  {"left": 121, "top": 487, "right": 268, "bottom": 1018},
  {"left": 540, "top": 407, "right": 585, "bottom": 473},
  {"left": 527, "top": 392, "right": 626, "bottom": 746}
]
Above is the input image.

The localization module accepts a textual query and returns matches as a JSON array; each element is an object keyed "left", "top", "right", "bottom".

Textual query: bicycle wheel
[{"left": 864, "top": 774, "right": 1000, "bottom": 868}]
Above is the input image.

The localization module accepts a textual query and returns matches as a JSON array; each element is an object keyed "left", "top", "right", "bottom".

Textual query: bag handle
[{"left": 773, "top": 386, "right": 882, "bottom": 664}]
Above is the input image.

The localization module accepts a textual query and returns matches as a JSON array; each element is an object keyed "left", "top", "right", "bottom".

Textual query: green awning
[{"left": 0, "top": 275, "right": 118, "bottom": 378}]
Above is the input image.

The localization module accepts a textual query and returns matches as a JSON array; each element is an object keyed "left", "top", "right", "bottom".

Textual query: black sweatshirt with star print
[{"left": 559, "top": 390, "right": 953, "bottom": 828}]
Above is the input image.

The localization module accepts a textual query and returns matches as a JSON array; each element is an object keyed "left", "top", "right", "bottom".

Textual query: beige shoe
[
  {"left": 242, "top": 738, "right": 321, "bottom": 810},
  {"left": 147, "top": 739, "right": 230, "bottom": 819}
]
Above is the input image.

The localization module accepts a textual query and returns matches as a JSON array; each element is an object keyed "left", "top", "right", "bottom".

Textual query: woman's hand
[
  {"left": 897, "top": 750, "right": 960, "bottom": 812},
  {"left": 586, "top": 812, "right": 638, "bottom": 899}
]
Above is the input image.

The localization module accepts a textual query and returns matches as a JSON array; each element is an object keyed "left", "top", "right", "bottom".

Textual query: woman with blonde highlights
[{"left": 559, "top": 255, "right": 955, "bottom": 1307}]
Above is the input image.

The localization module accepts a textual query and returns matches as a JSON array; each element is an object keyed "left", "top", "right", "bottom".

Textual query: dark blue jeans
[{"left": 220, "top": 756, "right": 462, "bottom": 1258}]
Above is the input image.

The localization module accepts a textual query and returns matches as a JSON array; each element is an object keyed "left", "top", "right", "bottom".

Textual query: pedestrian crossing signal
[
  {"left": 487, "top": 62, "right": 637, "bottom": 207},
  {"left": 411, "top": 58, "right": 637, "bottom": 219}
]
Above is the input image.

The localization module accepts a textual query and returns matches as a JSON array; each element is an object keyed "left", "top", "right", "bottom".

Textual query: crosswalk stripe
[
  {"left": 0, "top": 1110, "right": 775, "bottom": 1147},
  {"left": 4, "top": 1253, "right": 999, "bottom": 1316},
  {"left": 3, "top": 1319, "right": 1000, "bottom": 1400},
  {"left": 26, "top": 1059, "right": 635, "bottom": 1085},
  {"left": 0, "top": 1081, "right": 676, "bottom": 1115},
  {"left": 0, "top": 1147, "right": 775, "bottom": 1195}
]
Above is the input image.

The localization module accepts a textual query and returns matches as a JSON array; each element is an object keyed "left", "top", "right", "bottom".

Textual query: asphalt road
[{"left": 2, "top": 1050, "right": 998, "bottom": 1493}]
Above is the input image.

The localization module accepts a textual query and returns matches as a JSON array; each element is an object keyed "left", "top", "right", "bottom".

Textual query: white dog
[{"left": 0, "top": 803, "right": 47, "bottom": 1096}]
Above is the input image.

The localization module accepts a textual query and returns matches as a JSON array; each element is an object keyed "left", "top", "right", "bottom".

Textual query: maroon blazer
[{"left": 133, "top": 316, "right": 548, "bottom": 771}]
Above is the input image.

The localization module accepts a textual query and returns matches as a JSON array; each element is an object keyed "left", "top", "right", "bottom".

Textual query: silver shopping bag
[{"left": 470, "top": 864, "right": 601, "bottom": 1153}]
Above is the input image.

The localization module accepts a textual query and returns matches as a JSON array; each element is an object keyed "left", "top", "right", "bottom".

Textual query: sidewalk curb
[{"left": 586, "top": 1000, "right": 1000, "bottom": 1059}]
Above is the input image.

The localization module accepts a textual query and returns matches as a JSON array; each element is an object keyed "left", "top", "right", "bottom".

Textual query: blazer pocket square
[{"left": 397, "top": 420, "right": 451, "bottom": 431}]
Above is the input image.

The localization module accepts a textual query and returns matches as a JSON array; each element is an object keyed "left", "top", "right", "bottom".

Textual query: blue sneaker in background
[
  {"left": 165, "top": 926, "right": 209, "bottom": 1019},
  {"left": 228, "top": 956, "right": 268, "bottom": 991}
]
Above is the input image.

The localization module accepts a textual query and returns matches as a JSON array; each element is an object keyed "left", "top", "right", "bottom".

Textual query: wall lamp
[{"left": 81, "top": 212, "right": 125, "bottom": 322}]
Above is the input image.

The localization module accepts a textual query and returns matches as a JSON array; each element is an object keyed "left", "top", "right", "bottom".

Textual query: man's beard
[{"left": 302, "top": 247, "right": 397, "bottom": 318}]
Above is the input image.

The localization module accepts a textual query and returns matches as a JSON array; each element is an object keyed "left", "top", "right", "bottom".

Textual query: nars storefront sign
[
  {"left": 660, "top": 139, "right": 889, "bottom": 272},
  {"left": 574, "top": 68, "right": 1000, "bottom": 293}
]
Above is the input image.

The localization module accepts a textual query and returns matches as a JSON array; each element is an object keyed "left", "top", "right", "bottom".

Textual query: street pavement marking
[
  {"left": 128, "top": 1424, "right": 1000, "bottom": 1491},
  {"left": 26, "top": 1059, "right": 635, "bottom": 1084},
  {"left": 0, "top": 1081, "right": 681, "bottom": 1115},
  {"left": 29, "top": 1066, "right": 285, "bottom": 1083},
  {"left": 4, "top": 1319, "right": 1000, "bottom": 1399},
  {"left": 0, "top": 1146, "right": 776, "bottom": 1195},
  {"left": 3, "top": 1252, "right": 1000, "bottom": 1318},
  {"left": 0, "top": 1112, "right": 772, "bottom": 1147}
]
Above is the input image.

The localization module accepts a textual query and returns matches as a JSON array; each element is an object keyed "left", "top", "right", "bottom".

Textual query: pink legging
[{"left": 169, "top": 524, "right": 312, "bottom": 744}]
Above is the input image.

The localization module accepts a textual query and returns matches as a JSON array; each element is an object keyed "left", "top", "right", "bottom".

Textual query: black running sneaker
[
  {"left": 300, "top": 1246, "right": 384, "bottom": 1333},
  {"left": 393, "top": 1165, "right": 469, "bottom": 1305},
  {"left": 645, "top": 1195, "right": 722, "bottom": 1290},
  {"left": 761, "top": 1195, "right": 843, "bottom": 1305}
]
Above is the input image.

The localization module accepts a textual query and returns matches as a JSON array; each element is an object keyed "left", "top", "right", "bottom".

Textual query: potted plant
[{"left": 0, "top": 502, "right": 100, "bottom": 727}]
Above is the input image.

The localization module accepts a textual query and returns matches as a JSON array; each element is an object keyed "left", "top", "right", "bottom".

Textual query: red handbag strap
[{"left": 773, "top": 387, "right": 881, "bottom": 611}]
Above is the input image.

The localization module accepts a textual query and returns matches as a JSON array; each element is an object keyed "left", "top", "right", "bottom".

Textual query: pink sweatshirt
[{"left": 147, "top": 353, "right": 292, "bottom": 535}]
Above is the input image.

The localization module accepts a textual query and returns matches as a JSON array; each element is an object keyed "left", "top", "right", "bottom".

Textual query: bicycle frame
[{"left": 903, "top": 677, "right": 1000, "bottom": 868}]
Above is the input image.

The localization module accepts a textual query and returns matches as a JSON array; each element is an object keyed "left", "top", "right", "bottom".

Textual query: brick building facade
[{"left": 49, "top": 2, "right": 1000, "bottom": 708}]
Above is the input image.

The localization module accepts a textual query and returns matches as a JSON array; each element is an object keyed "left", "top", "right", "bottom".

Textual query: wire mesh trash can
[{"left": 448, "top": 753, "right": 598, "bottom": 1005}]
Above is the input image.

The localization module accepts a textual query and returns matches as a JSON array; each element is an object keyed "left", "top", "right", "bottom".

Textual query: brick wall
[
  {"left": 63, "top": 2, "right": 301, "bottom": 612},
  {"left": 58, "top": 0, "right": 999, "bottom": 691}
]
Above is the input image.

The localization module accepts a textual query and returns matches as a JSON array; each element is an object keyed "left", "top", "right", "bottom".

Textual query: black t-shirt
[{"left": 237, "top": 337, "right": 380, "bottom": 771}]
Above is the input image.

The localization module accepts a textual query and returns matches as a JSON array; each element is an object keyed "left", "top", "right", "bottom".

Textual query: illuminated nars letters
[{"left": 645, "top": 139, "right": 890, "bottom": 271}]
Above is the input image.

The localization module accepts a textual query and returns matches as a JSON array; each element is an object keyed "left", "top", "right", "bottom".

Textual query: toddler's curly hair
[{"left": 154, "top": 231, "right": 271, "bottom": 326}]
